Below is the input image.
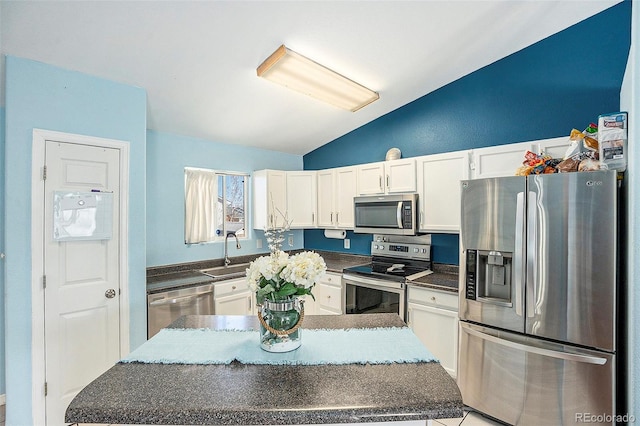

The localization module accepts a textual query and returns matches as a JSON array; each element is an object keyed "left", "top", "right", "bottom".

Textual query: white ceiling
[{"left": 0, "top": 0, "right": 621, "bottom": 155}]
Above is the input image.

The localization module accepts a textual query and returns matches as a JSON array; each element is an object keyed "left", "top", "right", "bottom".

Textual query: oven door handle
[{"left": 343, "top": 274, "right": 405, "bottom": 291}]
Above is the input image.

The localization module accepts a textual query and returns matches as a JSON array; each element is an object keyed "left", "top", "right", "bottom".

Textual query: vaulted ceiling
[{"left": 0, "top": 1, "right": 621, "bottom": 154}]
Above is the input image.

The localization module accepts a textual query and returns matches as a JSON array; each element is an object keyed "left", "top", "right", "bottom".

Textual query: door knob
[{"left": 105, "top": 289, "right": 117, "bottom": 299}]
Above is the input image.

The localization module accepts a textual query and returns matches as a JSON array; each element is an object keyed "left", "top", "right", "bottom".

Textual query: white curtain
[{"left": 184, "top": 168, "right": 217, "bottom": 244}]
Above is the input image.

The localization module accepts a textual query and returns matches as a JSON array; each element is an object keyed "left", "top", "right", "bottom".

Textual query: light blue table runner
[{"left": 121, "top": 327, "right": 438, "bottom": 365}]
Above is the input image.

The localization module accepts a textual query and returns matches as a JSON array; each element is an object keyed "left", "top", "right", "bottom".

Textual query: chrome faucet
[{"left": 224, "top": 232, "right": 241, "bottom": 266}]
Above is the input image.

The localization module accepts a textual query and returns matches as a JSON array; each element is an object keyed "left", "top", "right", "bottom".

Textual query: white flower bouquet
[{"left": 246, "top": 250, "right": 327, "bottom": 304}]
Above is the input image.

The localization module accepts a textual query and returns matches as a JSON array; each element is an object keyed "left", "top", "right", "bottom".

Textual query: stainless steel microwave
[{"left": 353, "top": 194, "right": 418, "bottom": 235}]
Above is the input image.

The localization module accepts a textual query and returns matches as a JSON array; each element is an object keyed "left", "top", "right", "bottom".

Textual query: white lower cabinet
[
  {"left": 305, "top": 272, "right": 343, "bottom": 315},
  {"left": 406, "top": 285, "right": 459, "bottom": 378},
  {"left": 214, "top": 278, "right": 255, "bottom": 315}
]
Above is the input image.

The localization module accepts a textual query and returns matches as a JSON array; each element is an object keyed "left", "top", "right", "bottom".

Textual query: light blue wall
[
  {"left": 146, "top": 130, "right": 303, "bottom": 267},
  {"left": 4, "top": 56, "right": 147, "bottom": 423},
  {"left": 0, "top": 106, "right": 5, "bottom": 397}
]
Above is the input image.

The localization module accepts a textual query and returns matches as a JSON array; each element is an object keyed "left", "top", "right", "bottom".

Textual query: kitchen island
[{"left": 66, "top": 313, "right": 463, "bottom": 425}]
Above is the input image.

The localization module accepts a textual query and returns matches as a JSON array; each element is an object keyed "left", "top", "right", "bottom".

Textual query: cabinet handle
[
  {"left": 312, "top": 213, "right": 315, "bottom": 224},
  {"left": 336, "top": 212, "right": 339, "bottom": 225},
  {"left": 232, "top": 286, "right": 237, "bottom": 290},
  {"left": 379, "top": 176, "right": 383, "bottom": 191},
  {"left": 431, "top": 296, "right": 436, "bottom": 301},
  {"left": 331, "top": 212, "right": 333, "bottom": 224},
  {"left": 386, "top": 174, "right": 390, "bottom": 189}
]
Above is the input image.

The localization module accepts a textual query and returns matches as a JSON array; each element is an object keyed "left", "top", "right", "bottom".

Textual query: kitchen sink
[{"left": 200, "top": 263, "right": 250, "bottom": 278}]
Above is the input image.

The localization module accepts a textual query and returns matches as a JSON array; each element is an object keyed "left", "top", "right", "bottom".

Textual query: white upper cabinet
[
  {"left": 317, "top": 166, "right": 358, "bottom": 229},
  {"left": 536, "top": 136, "right": 571, "bottom": 159},
  {"left": 286, "top": 171, "right": 317, "bottom": 229},
  {"left": 470, "top": 141, "right": 534, "bottom": 179},
  {"left": 357, "top": 158, "right": 416, "bottom": 195},
  {"left": 416, "top": 150, "right": 470, "bottom": 233},
  {"left": 316, "top": 169, "right": 335, "bottom": 228},
  {"left": 252, "top": 169, "right": 287, "bottom": 229},
  {"left": 470, "top": 136, "right": 569, "bottom": 179}
]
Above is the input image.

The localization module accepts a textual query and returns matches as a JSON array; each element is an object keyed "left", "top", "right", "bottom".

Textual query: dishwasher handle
[{"left": 149, "top": 289, "right": 213, "bottom": 306}]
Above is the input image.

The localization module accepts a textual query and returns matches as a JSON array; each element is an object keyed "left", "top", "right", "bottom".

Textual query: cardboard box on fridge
[{"left": 598, "top": 111, "right": 628, "bottom": 171}]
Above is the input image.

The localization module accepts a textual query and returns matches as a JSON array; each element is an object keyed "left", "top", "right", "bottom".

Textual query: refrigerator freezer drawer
[{"left": 458, "top": 322, "right": 615, "bottom": 425}]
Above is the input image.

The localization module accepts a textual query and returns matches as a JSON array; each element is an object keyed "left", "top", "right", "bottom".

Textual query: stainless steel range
[{"left": 342, "top": 234, "right": 432, "bottom": 320}]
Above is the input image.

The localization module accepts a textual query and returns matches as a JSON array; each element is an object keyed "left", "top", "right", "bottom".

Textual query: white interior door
[{"left": 43, "top": 141, "right": 121, "bottom": 425}]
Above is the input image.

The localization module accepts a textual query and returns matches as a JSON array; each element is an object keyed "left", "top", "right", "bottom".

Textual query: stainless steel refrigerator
[{"left": 458, "top": 170, "right": 619, "bottom": 425}]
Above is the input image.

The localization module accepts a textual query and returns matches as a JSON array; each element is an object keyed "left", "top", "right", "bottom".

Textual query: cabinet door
[
  {"left": 385, "top": 158, "right": 416, "bottom": 193},
  {"left": 267, "top": 171, "right": 287, "bottom": 227},
  {"left": 334, "top": 167, "right": 357, "bottom": 228},
  {"left": 357, "top": 162, "right": 384, "bottom": 195},
  {"left": 416, "top": 151, "right": 469, "bottom": 233},
  {"left": 316, "top": 170, "right": 335, "bottom": 228},
  {"left": 407, "top": 302, "right": 459, "bottom": 378},
  {"left": 536, "top": 136, "right": 570, "bottom": 159},
  {"left": 286, "top": 171, "right": 317, "bottom": 228},
  {"left": 253, "top": 170, "right": 287, "bottom": 229},
  {"left": 214, "top": 291, "right": 253, "bottom": 315},
  {"left": 471, "top": 141, "right": 537, "bottom": 179}
]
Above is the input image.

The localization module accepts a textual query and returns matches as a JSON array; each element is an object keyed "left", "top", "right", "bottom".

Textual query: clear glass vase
[{"left": 259, "top": 298, "right": 303, "bottom": 352}]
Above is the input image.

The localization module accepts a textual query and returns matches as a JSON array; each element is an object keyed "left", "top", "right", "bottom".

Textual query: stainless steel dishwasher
[{"left": 147, "top": 283, "right": 214, "bottom": 338}]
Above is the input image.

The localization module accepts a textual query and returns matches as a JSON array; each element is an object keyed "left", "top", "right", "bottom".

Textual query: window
[{"left": 184, "top": 167, "right": 247, "bottom": 244}]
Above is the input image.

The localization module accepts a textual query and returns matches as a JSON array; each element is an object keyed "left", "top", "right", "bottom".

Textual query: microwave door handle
[
  {"left": 397, "top": 202, "right": 403, "bottom": 228},
  {"left": 514, "top": 192, "right": 525, "bottom": 317}
]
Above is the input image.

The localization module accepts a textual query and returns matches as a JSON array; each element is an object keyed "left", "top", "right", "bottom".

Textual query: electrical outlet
[
  {"left": 256, "top": 239, "right": 263, "bottom": 249},
  {"left": 344, "top": 239, "right": 350, "bottom": 249},
  {"left": 288, "top": 235, "right": 294, "bottom": 246}
]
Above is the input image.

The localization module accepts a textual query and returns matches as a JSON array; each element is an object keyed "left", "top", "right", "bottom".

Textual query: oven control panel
[{"left": 370, "top": 241, "right": 431, "bottom": 260}]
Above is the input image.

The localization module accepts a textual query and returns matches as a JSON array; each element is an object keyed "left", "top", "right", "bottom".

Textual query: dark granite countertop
[
  {"left": 146, "top": 251, "right": 371, "bottom": 294},
  {"left": 407, "top": 264, "right": 459, "bottom": 294},
  {"left": 66, "top": 314, "right": 463, "bottom": 425}
]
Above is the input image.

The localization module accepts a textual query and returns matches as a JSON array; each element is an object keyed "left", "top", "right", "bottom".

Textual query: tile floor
[{"left": 434, "top": 410, "right": 506, "bottom": 426}]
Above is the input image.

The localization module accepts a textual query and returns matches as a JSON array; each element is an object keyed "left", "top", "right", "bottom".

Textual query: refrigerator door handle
[
  {"left": 526, "top": 190, "right": 537, "bottom": 317},
  {"left": 514, "top": 192, "right": 525, "bottom": 317},
  {"left": 461, "top": 323, "right": 607, "bottom": 365}
]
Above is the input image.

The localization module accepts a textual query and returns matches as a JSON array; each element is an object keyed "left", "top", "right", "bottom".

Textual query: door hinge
[
  {"left": 43, "top": 275, "right": 47, "bottom": 289},
  {"left": 43, "top": 165, "right": 47, "bottom": 181},
  {"left": 44, "top": 382, "right": 48, "bottom": 396}
]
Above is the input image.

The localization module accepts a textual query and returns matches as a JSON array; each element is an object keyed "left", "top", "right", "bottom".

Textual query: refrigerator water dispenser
[{"left": 465, "top": 249, "right": 512, "bottom": 306}]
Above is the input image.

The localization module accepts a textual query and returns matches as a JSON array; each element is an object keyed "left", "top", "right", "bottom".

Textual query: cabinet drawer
[
  {"left": 408, "top": 286, "right": 458, "bottom": 310},
  {"left": 215, "top": 279, "right": 249, "bottom": 297},
  {"left": 317, "top": 282, "right": 342, "bottom": 312},
  {"left": 319, "top": 272, "right": 341, "bottom": 287}
]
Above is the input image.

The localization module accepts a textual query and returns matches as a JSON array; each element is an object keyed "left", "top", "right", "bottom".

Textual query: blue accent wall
[
  {"left": 4, "top": 56, "right": 147, "bottom": 423},
  {"left": 147, "top": 130, "right": 304, "bottom": 267},
  {"left": 304, "top": 2, "right": 631, "bottom": 264}
]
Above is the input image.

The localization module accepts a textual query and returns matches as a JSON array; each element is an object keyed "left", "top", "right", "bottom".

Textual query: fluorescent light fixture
[{"left": 257, "top": 45, "right": 379, "bottom": 112}]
